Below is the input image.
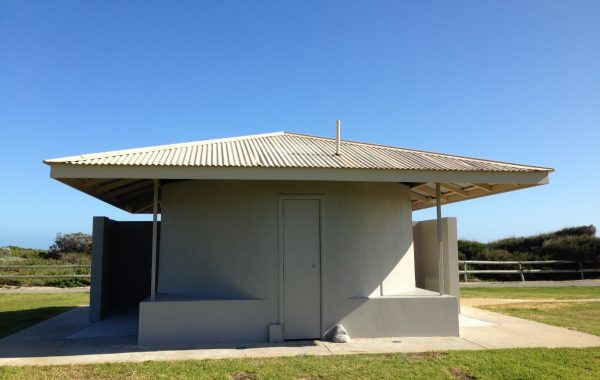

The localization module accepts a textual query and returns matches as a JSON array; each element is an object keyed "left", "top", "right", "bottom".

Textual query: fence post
[
  {"left": 463, "top": 262, "right": 468, "bottom": 282},
  {"left": 518, "top": 261, "right": 525, "bottom": 281},
  {"left": 579, "top": 261, "right": 585, "bottom": 280}
]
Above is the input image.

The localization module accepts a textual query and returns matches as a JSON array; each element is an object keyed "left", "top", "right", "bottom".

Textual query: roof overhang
[{"left": 48, "top": 163, "right": 551, "bottom": 214}]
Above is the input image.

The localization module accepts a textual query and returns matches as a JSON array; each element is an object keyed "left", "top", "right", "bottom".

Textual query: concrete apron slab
[
  {"left": 460, "top": 305, "right": 600, "bottom": 349},
  {"left": 1, "top": 306, "right": 600, "bottom": 366}
]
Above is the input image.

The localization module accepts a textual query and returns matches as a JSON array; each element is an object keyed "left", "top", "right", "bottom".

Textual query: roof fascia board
[{"left": 49, "top": 164, "right": 550, "bottom": 185}]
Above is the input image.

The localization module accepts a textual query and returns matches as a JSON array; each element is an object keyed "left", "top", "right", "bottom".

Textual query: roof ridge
[{"left": 44, "top": 131, "right": 286, "bottom": 163}]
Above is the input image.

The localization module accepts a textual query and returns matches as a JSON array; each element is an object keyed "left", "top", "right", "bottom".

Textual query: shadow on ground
[
  {"left": 0, "top": 306, "right": 320, "bottom": 359},
  {"left": 0, "top": 307, "right": 74, "bottom": 339}
]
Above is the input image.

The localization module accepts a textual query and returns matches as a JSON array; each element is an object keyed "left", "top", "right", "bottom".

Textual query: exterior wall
[
  {"left": 90, "top": 217, "right": 113, "bottom": 322},
  {"left": 157, "top": 180, "right": 416, "bottom": 303},
  {"left": 90, "top": 217, "right": 156, "bottom": 322},
  {"left": 138, "top": 180, "right": 457, "bottom": 344},
  {"left": 413, "top": 218, "right": 460, "bottom": 301}
]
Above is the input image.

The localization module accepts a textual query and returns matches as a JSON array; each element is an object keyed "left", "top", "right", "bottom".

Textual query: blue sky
[{"left": 1, "top": 1, "right": 599, "bottom": 248}]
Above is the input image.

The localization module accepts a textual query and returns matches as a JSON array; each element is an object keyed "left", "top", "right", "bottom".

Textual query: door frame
[{"left": 278, "top": 195, "right": 325, "bottom": 339}]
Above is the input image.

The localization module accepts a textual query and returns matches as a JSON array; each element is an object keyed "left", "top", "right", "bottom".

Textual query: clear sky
[{"left": 1, "top": 1, "right": 599, "bottom": 249}]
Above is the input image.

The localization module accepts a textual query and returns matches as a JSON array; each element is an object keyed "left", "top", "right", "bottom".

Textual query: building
[{"left": 44, "top": 130, "right": 552, "bottom": 345}]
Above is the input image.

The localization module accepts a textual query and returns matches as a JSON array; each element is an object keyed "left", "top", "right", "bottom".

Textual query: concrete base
[
  {"left": 139, "top": 291, "right": 459, "bottom": 345},
  {"left": 69, "top": 312, "right": 138, "bottom": 339},
  {"left": 138, "top": 296, "right": 272, "bottom": 346},
  {"left": 338, "top": 294, "right": 460, "bottom": 338}
]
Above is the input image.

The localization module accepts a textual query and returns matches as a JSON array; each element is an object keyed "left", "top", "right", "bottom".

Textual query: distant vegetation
[
  {"left": 0, "top": 232, "right": 92, "bottom": 287},
  {"left": 459, "top": 225, "right": 600, "bottom": 263},
  {"left": 46, "top": 232, "right": 92, "bottom": 260}
]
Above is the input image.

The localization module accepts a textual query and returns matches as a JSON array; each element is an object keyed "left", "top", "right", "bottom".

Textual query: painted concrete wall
[
  {"left": 138, "top": 180, "right": 458, "bottom": 344},
  {"left": 413, "top": 218, "right": 460, "bottom": 301},
  {"left": 90, "top": 217, "right": 113, "bottom": 322},
  {"left": 90, "top": 217, "right": 156, "bottom": 322},
  {"left": 156, "top": 180, "right": 416, "bottom": 301}
]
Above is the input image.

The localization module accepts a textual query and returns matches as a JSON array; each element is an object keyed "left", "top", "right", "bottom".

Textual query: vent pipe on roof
[{"left": 335, "top": 119, "right": 342, "bottom": 156}]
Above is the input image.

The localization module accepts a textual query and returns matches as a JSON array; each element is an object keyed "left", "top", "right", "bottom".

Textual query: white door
[{"left": 282, "top": 199, "right": 321, "bottom": 340}]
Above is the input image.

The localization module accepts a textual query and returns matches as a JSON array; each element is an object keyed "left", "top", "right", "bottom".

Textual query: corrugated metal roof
[{"left": 45, "top": 132, "right": 551, "bottom": 173}]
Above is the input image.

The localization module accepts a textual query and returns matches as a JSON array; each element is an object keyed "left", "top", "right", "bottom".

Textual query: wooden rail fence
[
  {"left": 2, "top": 262, "right": 598, "bottom": 282},
  {"left": 0, "top": 265, "right": 91, "bottom": 279},
  {"left": 459, "top": 260, "right": 600, "bottom": 282}
]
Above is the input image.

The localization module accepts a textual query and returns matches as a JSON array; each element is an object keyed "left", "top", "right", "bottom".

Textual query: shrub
[
  {"left": 458, "top": 240, "right": 490, "bottom": 260},
  {"left": 551, "top": 225, "right": 596, "bottom": 238},
  {"left": 539, "top": 235, "right": 600, "bottom": 263},
  {"left": 483, "top": 249, "right": 514, "bottom": 261},
  {"left": 460, "top": 225, "right": 600, "bottom": 264},
  {"left": 47, "top": 278, "right": 91, "bottom": 288}
]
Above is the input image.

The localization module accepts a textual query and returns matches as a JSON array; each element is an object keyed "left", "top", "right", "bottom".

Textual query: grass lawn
[
  {"left": 0, "top": 293, "right": 89, "bottom": 338},
  {"left": 481, "top": 301, "right": 600, "bottom": 337},
  {"left": 1, "top": 347, "right": 600, "bottom": 379},
  {"left": 462, "top": 286, "right": 600, "bottom": 337},
  {"left": 460, "top": 286, "right": 600, "bottom": 299}
]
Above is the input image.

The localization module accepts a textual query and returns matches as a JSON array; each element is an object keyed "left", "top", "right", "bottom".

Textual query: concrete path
[
  {"left": 0, "top": 286, "right": 90, "bottom": 294},
  {"left": 1, "top": 304, "right": 599, "bottom": 366},
  {"left": 460, "top": 279, "right": 600, "bottom": 288},
  {"left": 460, "top": 306, "right": 600, "bottom": 349}
]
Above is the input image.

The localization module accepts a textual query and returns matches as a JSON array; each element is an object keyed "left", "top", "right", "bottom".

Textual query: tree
[{"left": 49, "top": 232, "right": 92, "bottom": 257}]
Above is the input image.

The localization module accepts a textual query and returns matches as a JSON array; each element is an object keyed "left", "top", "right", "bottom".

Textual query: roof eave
[
  {"left": 48, "top": 163, "right": 551, "bottom": 185},
  {"left": 47, "top": 164, "right": 551, "bottom": 214}
]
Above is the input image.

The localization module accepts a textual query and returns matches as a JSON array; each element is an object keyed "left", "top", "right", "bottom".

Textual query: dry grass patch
[
  {"left": 405, "top": 351, "right": 447, "bottom": 362},
  {"left": 230, "top": 370, "right": 256, "bottom": 380},
  {"left": 461, "top": 286, "right": 600, "bottom": 300},
  {"left": 498, "top": 302, "right": 562, "bottom": 311},
  {"left": 481, "top": 301, "right": 600, "bottom": 336},
  {"left": 447, "top": 367, "right": 477, "bottom": 380}
]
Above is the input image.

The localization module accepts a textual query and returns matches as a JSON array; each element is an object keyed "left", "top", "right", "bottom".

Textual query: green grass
[
  {"left": 481, "top": 301, "right": 600, "bottom": 337},
  {"left": 1, "top": 347, "right": 599, "bottom": 379},
  {"left": 460, "top": 286, "right": 600, "bottom": 299},
  {"left": 0, "top": 293, "right": 89, "bottom": 338}
]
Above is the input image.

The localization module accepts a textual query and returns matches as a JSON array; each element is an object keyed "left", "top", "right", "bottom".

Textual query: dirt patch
[
  {"left": 506, "top": 303, "right": 562, "bottom": 311},
  {"left": 488, "top": 302, "right": 563, "bottom": 311},
  {"left": 405, "top": 351, "right": 447, "bottom": 362},
  {"left": 230, "top": 371, "right": 256, "bottom": 380},
  {"left": 447, "top": 367, "right": 476, "bottom": 380},
  {"left": 463, "top": 298, "right": 600, "bottom": 307}
]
